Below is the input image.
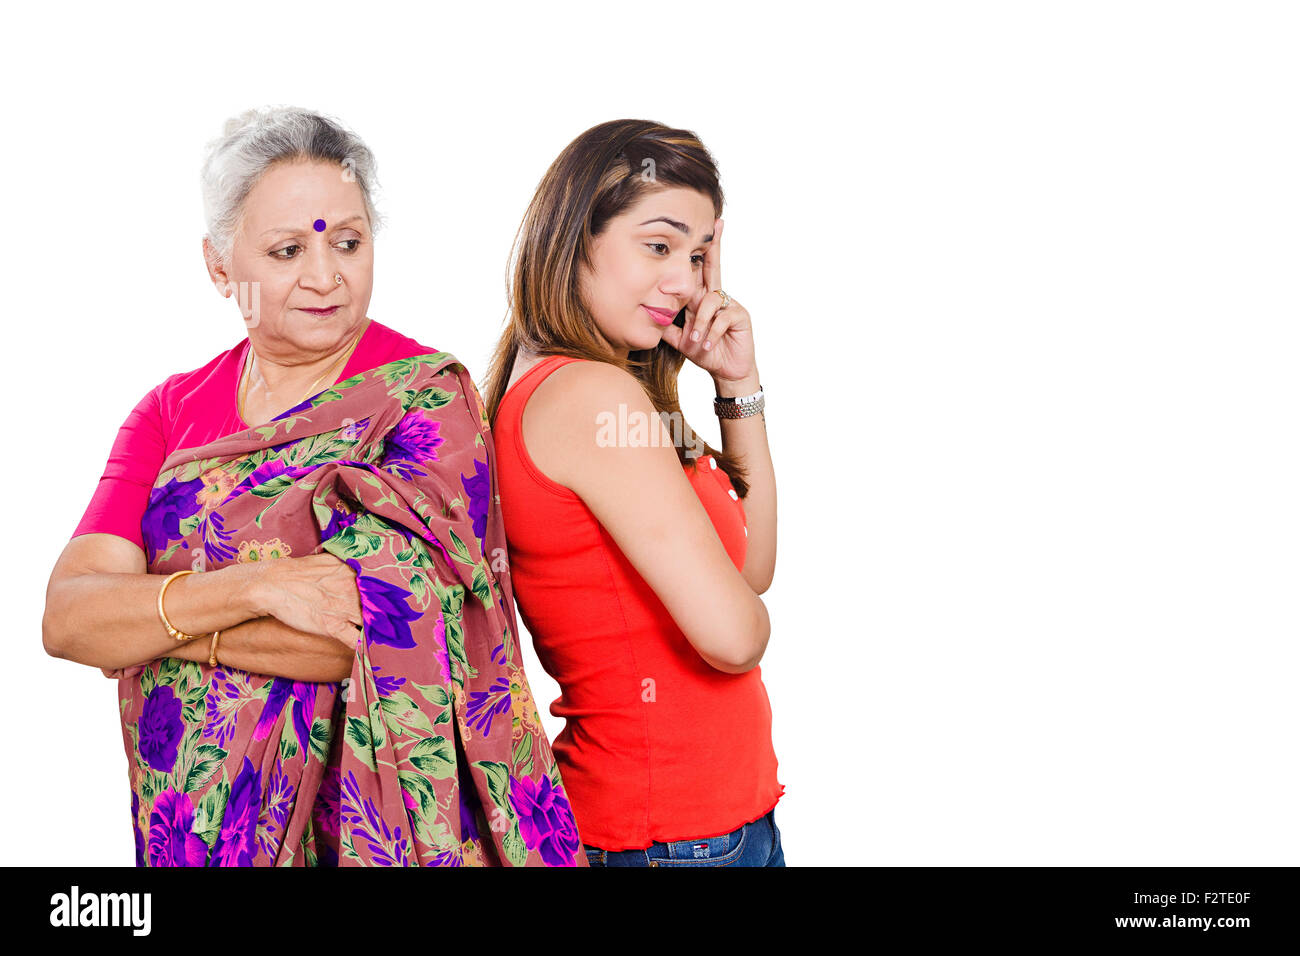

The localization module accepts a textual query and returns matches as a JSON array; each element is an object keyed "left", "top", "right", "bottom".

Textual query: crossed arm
[{"left": 43, "top": 533, "right": 360, "bottom": 683}]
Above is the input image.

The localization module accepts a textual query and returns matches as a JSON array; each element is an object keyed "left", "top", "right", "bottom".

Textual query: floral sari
[{"left": 119, "top": 352, "right": 585, "bottom": 866}]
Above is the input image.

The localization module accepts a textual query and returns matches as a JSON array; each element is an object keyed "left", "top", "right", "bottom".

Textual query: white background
[{"left": 2, "top": 0, "right": 1296, "bottom": 866}]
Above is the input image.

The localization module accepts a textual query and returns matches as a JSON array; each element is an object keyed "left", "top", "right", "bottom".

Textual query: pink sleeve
[{"left": 71, "top": 384, "right": 168, "bottom": 551}]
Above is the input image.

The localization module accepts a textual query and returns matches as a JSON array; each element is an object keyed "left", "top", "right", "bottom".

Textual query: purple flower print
[
  {"left": 381, "top": 411, "right": 444, "bottom": 481},
  {"left": 508, "top": 774, "right": 581, "bottom": 867},
  {"left": 313, "top": 766, "right": 342, "bottom": 840},
  {"left": 141, "top": 476, "right": 205, "bottom": 560},
  {"left": 228, "top": 458, "right": 314, "bottom": 500},
  {"left": 371, "top": 665, "right": 406, "bottom": 698},
  {"left": 458, "top": 789, "right": 480, "bottom": 844},
  {"left": 433, "top": 611, "right": 450, "bottom": 684},
  {"left": 290, "top": 681, "right": 318, "bottom": 755},
  {"left": 209, "top": 756, "right": 262, "bottom": 866},
  {"left": 252, "top": 678, "right": 318, "bottom": 757},
  {"left": 131, "top": 791, "right": 145, "bottom": 867},
  {"left": 427, "top": 847, "right": 464, "bottom": 866},
  {"left": 339, "top": 770, "right": 412, "bottom": 866},
  {"left": 202, "top": 668, "right": 254, "bottom": 749},
  {"left": 465, "top": 676, "right": 511, "bottom": 737},
  {"left": 346, "top": 562, "right": 421, "bottom": 649},
  {"left": 147, "top": 789, "right": 209, "bottom": 867},
  {"left": 322, "top": 506, "right": 360, "bottom": 544},
  {"left": 460, "top": 457, "right": 490, "bottom": 544},
  {"left": 198, "top": 509, "right": 239, "bottom": 563},
  {"left": 257, "top": 765, "right": 296, "bottom": 860},
  {"left": 252, "top": 679, "right": 292, "bottom": 743},
  {"left": 273, "top": 397, "right": 317, "bottom": 420},
  {"left": 138, "top": 684, "right": 185, "bottom": 773}
]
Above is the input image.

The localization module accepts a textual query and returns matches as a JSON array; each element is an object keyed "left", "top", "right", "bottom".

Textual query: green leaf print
[
  {"left": 408, "top": 680, "right": 453, "bottom": 726},
  {"left": 328, "top": 522, "right": 385, "bottom": 560},
  {"left": 399, "top": 386, "right": 455, "bottom": 411},
  {"left": 181, "top": 681, "right": 208, "bottom": 725},
  {"left": 379, "top": 691, "right": 436, "bottom": 737},
  {"left": 193, "top": 777, "right": 230, "bottom": 848},
  {"left": 501, "top": 826, "right": 528, "bottom": 867},
  {"left": 344, "top": 716, "right": 377, "bottom": 771},
  {"left": 446, "top": 528, "right": 474, "bottom": 566},
  {"left": 398, "top": 770, "right": 438, "bottom": 816},
  {"left": 410, "top": 681, "right": 451, "bottom": 708},
  {"left": 471, "top": 560, "right": 492, "bottom": 610},
  {"left": 156, "top": 657, "right": 182, "bottom": 688},
  {"left": 408, "top": 736, "right": 456, "bottom": 779},
  {"left": 512, "top": 731, "right": 534, "bottom": 778},
  {"left": 473, "top": 760, "right": 512, "bottom": 816},
  {"left": 251, "top": 472, "right": 297, "bottom": 499},
  {"left": 308, "top": 717, "right": 332, "bottom": 763},
  {"left": 184, "top": 744, "right": 228, "bottom": 794},
  {"left": 279, "top": 717, "right": 299, "bottom": 761}
]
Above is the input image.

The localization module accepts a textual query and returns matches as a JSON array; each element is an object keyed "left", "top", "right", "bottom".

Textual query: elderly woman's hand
[
  {"left": 101, "top": 665, "right": 145, "bottom": 679},
  {"left": 248, "top": 553, "right": 365, "bottom": 648}
]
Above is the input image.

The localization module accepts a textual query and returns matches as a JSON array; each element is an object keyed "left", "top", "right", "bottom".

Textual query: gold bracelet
[
  {"left": 157, "top": 569, "right": 201, "bottom": 642},
  {"left": 208, "top": 629, "right": 222, "bottom": 667}
]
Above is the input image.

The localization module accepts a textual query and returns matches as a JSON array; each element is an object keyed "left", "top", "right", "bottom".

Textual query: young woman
[{"left": 484, "top": 119, "right": 785, "bottom": 866}]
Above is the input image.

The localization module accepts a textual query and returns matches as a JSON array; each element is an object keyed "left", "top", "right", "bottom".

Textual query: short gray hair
[{"left": 201, "top": 106, "right": 382, "bottom": 264}]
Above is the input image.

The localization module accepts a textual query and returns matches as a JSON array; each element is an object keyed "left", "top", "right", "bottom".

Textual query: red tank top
[{"left": 493, "top": 354, "right": 784, "bottom": 850}]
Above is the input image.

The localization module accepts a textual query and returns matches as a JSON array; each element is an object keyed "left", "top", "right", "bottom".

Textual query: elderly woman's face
[{"left": 211, "top": 158, "right": 374, "bottom": 358}]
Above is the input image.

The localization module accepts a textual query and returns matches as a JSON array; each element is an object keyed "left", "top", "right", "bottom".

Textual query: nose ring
[{"left": 334, "top": 273, "right": 343, "bottom": 285}]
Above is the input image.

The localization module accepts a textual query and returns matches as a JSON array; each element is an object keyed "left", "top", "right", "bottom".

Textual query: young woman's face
[
  {"left": 206, "top": 158, "right": 374, "bottom": 361},
  {"left": 579, "top": 186, "right": 716, "bottom": 357}
]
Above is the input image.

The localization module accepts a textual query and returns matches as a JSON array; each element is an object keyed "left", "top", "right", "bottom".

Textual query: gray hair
[{"left": 200, "top": 106, "right": 382, "bottom": 265}]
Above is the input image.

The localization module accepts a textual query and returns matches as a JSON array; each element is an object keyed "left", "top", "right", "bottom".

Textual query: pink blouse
[{"left": 72, "top": 319, "right": 436, "bottom": 551}]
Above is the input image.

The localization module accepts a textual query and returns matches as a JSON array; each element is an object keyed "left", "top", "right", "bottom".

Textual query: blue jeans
[{"left": 583, "top": 809, "right": 785, "bottom": 867}]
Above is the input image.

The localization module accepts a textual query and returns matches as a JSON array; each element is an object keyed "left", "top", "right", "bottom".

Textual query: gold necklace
[{"left": 238, "top": 319, "right": 369, "bottom": 424}]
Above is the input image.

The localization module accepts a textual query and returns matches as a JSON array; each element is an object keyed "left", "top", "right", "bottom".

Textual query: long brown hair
[{"left": 482, "top": 119, "right": 749, "bottom": 498}]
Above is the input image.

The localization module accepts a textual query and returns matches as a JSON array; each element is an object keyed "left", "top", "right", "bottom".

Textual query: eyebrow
[
  {"left": 259, "top": 215, "right": 367, "bottom": 238},
  {"left": 638, "top": 216, "right": 714, "bottom": 243}
]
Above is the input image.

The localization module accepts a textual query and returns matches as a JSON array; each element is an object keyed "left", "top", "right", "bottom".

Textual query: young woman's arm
[
  {"left": 43, "top": 533, "right": 357, "bottom": 681},
  {"left": 524, "top": 360, "right": 770, "bottom": 673},
  {"left": 713, "top": 368, "right": 776, "bottom": 595}
]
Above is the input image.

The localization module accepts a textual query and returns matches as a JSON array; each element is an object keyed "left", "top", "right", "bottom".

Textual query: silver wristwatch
[{"left": 714, "top": 385, "right": 764, "bottom": 419}]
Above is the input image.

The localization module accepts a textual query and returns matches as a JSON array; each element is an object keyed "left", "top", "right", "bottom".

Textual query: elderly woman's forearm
[
  {"left": 43, "top": 563, "right": 265, "bottom": 669},
  {"left": 166, "top": 616, "right": 355, "bottom": 683}
]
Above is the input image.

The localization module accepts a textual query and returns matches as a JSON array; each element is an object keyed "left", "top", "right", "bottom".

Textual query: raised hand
[
  {"left": 660, "top": 218, "right": 758, "bottom": 385},
  {"left": 665, "top": 217, "right": 759, "bottom": 385}
]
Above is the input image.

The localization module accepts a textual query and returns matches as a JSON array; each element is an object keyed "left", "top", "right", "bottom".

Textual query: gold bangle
[
  {"left": 157, "top": 569, "right": 201, "bottom": 642},
  {"left": 208, "top": 629, "right": 222, "bottom": 667}
]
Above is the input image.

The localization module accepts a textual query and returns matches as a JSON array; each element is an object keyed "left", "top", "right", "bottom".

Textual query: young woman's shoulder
[
  {"left": 531, "top": 357, "right": 649, "bottom": 408},
  {"left": 523, "top": 357, "right": 669, "bottom": 491}
]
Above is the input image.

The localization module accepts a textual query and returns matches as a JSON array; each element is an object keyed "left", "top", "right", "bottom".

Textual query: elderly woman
[{"left": 42, "top": 107, "right": 584, "bottom": 867}]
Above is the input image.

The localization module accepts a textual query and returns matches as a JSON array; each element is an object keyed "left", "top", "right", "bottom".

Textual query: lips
[
  {"left": 642, "top": 305, "right": 676, "bottom": 326},
  {"left": 299, "top": 306, "right": 340, "bottom": 316}
]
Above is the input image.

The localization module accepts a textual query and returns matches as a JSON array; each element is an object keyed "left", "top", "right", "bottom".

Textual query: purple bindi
[{"left": 313, "top": 219, "right": 326, "bottom": 232}]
